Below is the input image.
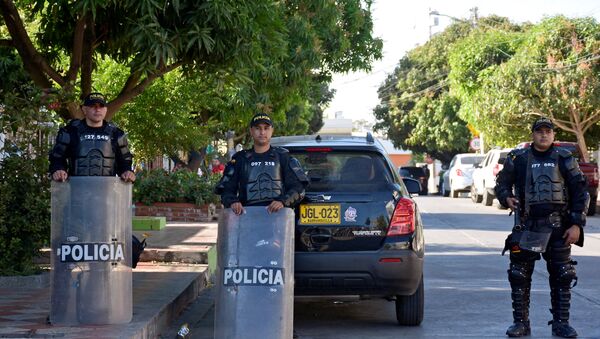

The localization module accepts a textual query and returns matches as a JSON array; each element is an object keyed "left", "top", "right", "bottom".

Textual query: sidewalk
[{"left": 0, "top": 221, "right": 218, "bottom": 339}]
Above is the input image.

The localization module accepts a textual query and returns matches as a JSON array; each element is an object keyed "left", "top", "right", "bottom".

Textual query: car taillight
[
  {"left": 493, "top": 164, "right": 501, "bottom": 176},
  {"left": 456, "top": 168, "right": 463, "bottom": 176},
  {"left": 388, "top": 197, "right": 415, "bottom": 236}
]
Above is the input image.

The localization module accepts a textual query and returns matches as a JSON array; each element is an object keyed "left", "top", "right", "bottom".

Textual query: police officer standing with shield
[
  {"left": 49, "top": 92, "right": 135, "bottom": 183},
  {"left": 495, "top": 117, "right": 589, "bottom": 338},
  {"left": 215, "top": 112, "right": 308, "bottom": 213}
]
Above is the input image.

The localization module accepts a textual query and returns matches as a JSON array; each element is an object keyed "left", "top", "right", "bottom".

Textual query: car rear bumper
[{"left": 294, "top": 248, "right": 423, "bottom": 297}]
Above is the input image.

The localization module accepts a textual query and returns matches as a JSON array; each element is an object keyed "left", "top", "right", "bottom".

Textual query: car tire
[
  {"left": 471, "top": 186, "right": 482, "bottom": 203},
  {"left": 482, "top": 189, "right": 494, "bottom": 206},
  {"left": 396, "top": 275, "right": 424, "bottom": 326},
  {"left": 451, "top": 187, "right": 459, "bottom": 198},
  {"left": 588, "top": 195, "right": 597, "bottom": 216}
]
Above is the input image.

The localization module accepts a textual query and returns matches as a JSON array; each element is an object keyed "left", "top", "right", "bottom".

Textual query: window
[{"left": 290, "top": 150, "right": 394, "bottom": 192}]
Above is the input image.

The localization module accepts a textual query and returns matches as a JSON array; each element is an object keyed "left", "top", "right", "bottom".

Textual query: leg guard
[
  {"left": 545, "top": 240, "right": 578, "bottom": 338},
  {"left": 506, "top": 261, "right": 533, "bottom": 336}
]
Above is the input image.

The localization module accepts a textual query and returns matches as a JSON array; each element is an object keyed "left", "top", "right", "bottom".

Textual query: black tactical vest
[
  {"left": 527, "top": 152, "right": 567, "bottom": 205},
  {"left": 73, "top": 122, "right": 116, "bottom": 176},
  {"left": 244, "top": 150, "right": 283, "bottom": 205}
]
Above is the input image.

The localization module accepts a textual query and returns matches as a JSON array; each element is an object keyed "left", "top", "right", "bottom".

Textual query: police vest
[
  {"left": 244, "top": 150, "right": 284, "bottom": 205},
  {"left": 527, "top": 152, "right": 567, "bottom": 205},
  {"left": 73, "top": 121, "right": 117, "bottom": 176}
]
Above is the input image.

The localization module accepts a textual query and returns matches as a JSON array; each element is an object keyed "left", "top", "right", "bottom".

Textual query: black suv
[{"left": 271, "top": 133, "right": 425, "bottom": 326}]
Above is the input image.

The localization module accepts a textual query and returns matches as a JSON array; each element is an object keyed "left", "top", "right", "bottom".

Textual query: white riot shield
[
  {"left": 214, "top": 207, "right": 295, "bottom": 339},
  {"left": 50, "top": 177, "right": 132, "bottom": 325}
]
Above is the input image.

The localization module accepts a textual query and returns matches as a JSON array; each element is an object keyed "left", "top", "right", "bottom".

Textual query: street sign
[{"left": 470, "top": 137, "right": 481, "bottom": 151}]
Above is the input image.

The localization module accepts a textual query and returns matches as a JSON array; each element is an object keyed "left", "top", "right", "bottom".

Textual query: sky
[{"left": 323, "top": 0, "right": 600, "bottom": 123}]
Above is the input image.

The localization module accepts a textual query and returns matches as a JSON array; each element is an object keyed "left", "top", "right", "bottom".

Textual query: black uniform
[
  {"left": 495, "top": 145, "right": 588, "bottom": 337},
  {"left": 215, "top": 146, "right": 308, "bottom": 208},
  {"left": 49, "top": 119, "right": 133, "bottom": 176}
]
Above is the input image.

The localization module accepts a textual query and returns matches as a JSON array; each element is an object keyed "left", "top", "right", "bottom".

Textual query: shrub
[
  {"left": 0, "top": 145, "right": 51, "bottom": 275},
  {"left": 133, "top": 168, "right": 221, "bottom": 206}
]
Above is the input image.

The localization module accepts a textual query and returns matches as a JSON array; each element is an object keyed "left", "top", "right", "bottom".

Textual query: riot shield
[
  {"left": 50, "top": 177, "right": 132, "bottom": 325},
  {"left": 214, "top": 207, "right": 295, "bottom": 339}
]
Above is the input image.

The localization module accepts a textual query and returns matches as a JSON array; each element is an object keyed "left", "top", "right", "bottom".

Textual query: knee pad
[
  {"left": 553, "top": 262, "right": 577, "bottom": 286},
  {"left": 508, "top": 263, "right": 533, "bottom": 285}
]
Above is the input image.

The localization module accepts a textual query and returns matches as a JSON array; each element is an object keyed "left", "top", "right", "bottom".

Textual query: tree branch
[
  {"left": 106, "top": 61, "right": 184, "bottom": 119},
  {"left": 0, "top": 0, "right": 65, "bottom": 87},
  {"left": 65, "top": 14, "right": 87, "bottom": 83},
  {"left": 80, "top": 15, "right": 94, "bottom": 97}
]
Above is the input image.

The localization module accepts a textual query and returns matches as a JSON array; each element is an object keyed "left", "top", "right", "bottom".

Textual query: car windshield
[
  {"left": 290, "top": 150, "right": 394, "bottom": 192},
  {"left": 461, "top": 156, "right": 485, "bottom": 165}
]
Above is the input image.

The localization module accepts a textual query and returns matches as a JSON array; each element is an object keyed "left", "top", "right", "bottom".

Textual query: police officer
[
  {"left": 215, "top": 113, "right": 308, "bottom": 214},
  {"left": 49, "top": 92, "right": 135, "bottom": 183},
  {"left": 495, "top": 117, "right": 588, "bottom": 338}
]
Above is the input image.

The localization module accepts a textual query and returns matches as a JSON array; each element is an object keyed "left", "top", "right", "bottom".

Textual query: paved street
[{"left": 170, "top": 196, "right": 600, "bottom": 339}]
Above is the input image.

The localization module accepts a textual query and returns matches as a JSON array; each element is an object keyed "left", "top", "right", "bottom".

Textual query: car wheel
[
  {"left": 396, "top": 275, "right": 424, "bottom": 326},
  {"left": 482, "top": 189, "right": 494, "bottom": 206},
  {"left": 588, "top": 195, "right": 597, "bottom": 216},
  {"left": 470, "top": 185, "right": 482, "bottom": 203}
]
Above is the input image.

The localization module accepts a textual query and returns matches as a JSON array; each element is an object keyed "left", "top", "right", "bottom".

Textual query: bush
[
  {"left": 0, "top": 145, "right": 51, "bottom": 275},
  {"left": 133, "top": 168, "right": 221, "bottom": 206}
]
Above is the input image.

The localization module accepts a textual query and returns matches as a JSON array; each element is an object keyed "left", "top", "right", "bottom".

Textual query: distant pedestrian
[
  {"left": 495, "top": 117, "right": 588, "bottom": 338},
  {"left": 211, "top": 158, "right": 225, "bottom": 175}
]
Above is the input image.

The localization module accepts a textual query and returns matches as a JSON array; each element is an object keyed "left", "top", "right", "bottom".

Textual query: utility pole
[{"left": 470, "top": 7, "right": 479, "bottom": 27}]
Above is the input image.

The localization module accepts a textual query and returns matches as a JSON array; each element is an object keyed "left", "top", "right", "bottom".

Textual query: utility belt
[{"left": 505, "top": 212, "right": 565, "bottom": 255}]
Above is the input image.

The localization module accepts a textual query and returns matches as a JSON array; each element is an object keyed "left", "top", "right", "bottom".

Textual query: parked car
[
  {"left": 471, "top": 149, "right": 512, "bottom": 206},
  {"left": 399, "top": 166, "right": 429, "bottom": 195},
  {"left": 442, "top": 153, "right": 485, "bottom": 198},
  {"left": 515, "top": 141, "right": 598, "bottom": 216},
  {"left": 271, "top": 133, "right": 425, "bottom": 326}
]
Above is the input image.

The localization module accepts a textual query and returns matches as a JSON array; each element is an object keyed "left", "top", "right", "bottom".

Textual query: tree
[
  {"left": 374, "top": 22, "right": 473, "bottom": 164},
  {"left": 449, "top": 16, "right": 600, "bottom": 159},
  {"left": 1, "top": 0, "right": 381, "bottom": 122}
]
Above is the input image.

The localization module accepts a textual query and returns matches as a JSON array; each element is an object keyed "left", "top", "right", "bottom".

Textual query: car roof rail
[{"left": 366, "top": 132, "right": 374, "bottom": 144}]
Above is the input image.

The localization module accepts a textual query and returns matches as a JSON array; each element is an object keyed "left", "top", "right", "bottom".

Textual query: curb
[
  {"left": 140, "top": 248, "right": 212, "bottom": 264},
  {"left": 131, "top": 267, "right": 210, "bottom": 339}
]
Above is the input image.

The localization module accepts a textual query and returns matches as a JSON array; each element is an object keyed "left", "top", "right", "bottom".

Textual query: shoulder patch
[
  {"left": 555, "top": 146, "right": 573, "bottom": 158},
  {"left": 508, "top": 147, "right": 527, "bottom": 160},
  {"left": 273, "top": 146, "right": 289, "bottom": 154},
  {"left": 68, "top": 119, "right": 82, "bottom": 127}
]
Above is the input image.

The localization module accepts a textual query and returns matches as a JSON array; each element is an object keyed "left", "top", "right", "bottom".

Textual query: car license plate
[{"left": 299, "top": 204, "right": 341, "bottom": 224}]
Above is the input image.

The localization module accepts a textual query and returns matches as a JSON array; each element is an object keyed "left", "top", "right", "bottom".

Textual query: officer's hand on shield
[
  {"left": 563, "top": 225, "right": 580, "bottom": 245},
  {"left": 267, "top": 200, "right": 284, "bottom": 213},
  {"left": 231, "top": 202, "right": 244, "bottom": 215},
  {"left": 120, "top": 170, "right": 136, "bottom": 183},
  {"left": 52, "top": 170, "right": 68, "bottom": 182},
  {"left": 506, "top": 197, "right": 519, "bottom": 211}
]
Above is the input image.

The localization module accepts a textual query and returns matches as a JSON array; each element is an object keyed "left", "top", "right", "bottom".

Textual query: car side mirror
[{"left": 403, "top": 178, "right": 421, "bottom": 194}]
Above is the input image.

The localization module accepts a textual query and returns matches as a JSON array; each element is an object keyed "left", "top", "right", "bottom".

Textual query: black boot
[
  {"left": 506, "top": 287, "right": 531, "bottom": 337},
  {"left": 549, "top": 287, "right": 577, "bottom": 338}
]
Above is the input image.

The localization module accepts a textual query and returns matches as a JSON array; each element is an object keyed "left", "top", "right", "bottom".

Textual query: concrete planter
[{"left": 134, "top": 202, "right": 220, "bottom": 222}]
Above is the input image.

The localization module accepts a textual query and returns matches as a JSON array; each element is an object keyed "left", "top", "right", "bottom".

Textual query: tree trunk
[{"left": 574, "top": 129, "right": 589, "bottom": 163}]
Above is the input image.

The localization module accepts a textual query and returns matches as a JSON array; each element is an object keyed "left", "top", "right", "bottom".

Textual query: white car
[
  {"left": 471, "top": 149, "right": 512, "bottom": 205},
  {"left": 442, "top": 153, "right": 485, "bottom": 198}
]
